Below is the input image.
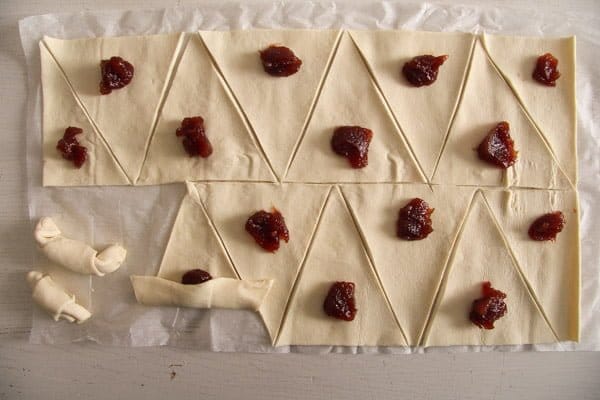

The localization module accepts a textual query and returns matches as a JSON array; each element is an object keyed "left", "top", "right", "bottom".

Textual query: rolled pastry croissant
[
  {"left": 34, "top": 217, "right": 127, "bottom": 276},
  {"left": 26, "top": 271, "right": 91, "bottom": 323}
]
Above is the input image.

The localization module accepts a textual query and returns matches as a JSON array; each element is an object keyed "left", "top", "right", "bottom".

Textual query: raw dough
[
  {"left": 27, "top": 271, "right": 91, "bottom": 323},
  {"left": 130, "top": 276, "right": 273, "bottom": 310},
  {"left": 432, "top": 39, "right": 572, "bottom": 189},
  {"left": 350, "top": 30, "right": 475, "bottom": 180},
  {"left": 422, "top": 191, "right": 556, "bottom": 347},
  {"left": 482, "top": 34, "right": 577, "bottom": 184},
  {"left": 137, "top": 34, "right": 275, "bottom": 185},
  {"left": 341, "top": 184, "right": 476, "bottom": 345},
  {"left": 43, "top": 33, "right": 185, "bottom": 182},
  {"left": 285, "top": 32, "right": 425, "bottom": 184},
  {"left": 200, "top": 29, "right": 341, "bottom": 179},
  {"left": 34, "top": 217, "right": 126, "bottom": 276}
]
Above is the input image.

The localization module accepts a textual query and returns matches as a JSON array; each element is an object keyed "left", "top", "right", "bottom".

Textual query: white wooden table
[{"left": 1, "top": 1, "right": 599, "bottom": 398}]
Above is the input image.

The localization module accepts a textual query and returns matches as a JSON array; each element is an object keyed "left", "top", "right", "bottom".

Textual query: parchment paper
[{"left": 19, "top": 1, "right": 600, "bottom": 353}]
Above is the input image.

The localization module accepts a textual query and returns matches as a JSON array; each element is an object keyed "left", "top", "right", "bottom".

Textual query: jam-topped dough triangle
[
  {"left": 341, "top": 184, "right": 476, "bottom": 346},
  {"left": 193, "top": 182, "right": 331, "bottom": 343},
  {"left": 199, "top": 29, "right": 341, "bottom": 180},
  {"left": 432, "top": 39, "right": 572, "bottom": 189},
  {"left": 350, "top": 30, "right": 475, "bottom": 180},
  {"left": 285, "top": 32, "right": 425, "bottom": 184},
  {"left": 137, "top": 34, "right": 275, "bottom": 185},
  {"left": 40, "top": 44, "right": 129, "bottom": 186},
  {"left": 482, "top": 34, "right": 577, "bottom": 184},
  {"left": 422, "top": 191, "right": 557, "bottom": 347},
  {"left": 276, "top": 188, "right": 407, "bottom": 346},
  {"left": 483, "top": 188, "right": 580, "bottom": 342},
  {"left": 43, "top": 33, "right": 184, "bottom": 183}
]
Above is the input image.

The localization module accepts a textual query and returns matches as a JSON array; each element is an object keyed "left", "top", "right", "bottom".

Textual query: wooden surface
[{"left": 1, "top": 1, "right": 599, "bottom": 399}]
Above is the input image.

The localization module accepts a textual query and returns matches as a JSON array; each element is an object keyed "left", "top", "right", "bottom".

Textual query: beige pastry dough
[
  {"left": 285, "top": 32, "right": 425, "bottom": 184},
  {"left": 276, "top": 188, "right": 406, "bottom": 346},
  {"left": 341, "top": 184, "right": 476, "bottom": 345},
  {"left": 423, "top": 191, "right": 557, "bottom": 347},
  {"left": 130, "top": 276, "right": 273, "bottom": 310},
  {"left": 43, "top": 33, "right": 185, "bottom": 182},
  {"left": 34, "top": 217, "right": 126, "bottom": 276},
  {"left": 199, "top": 29, "right": 341, "bottom": 179},
  {"left": 350, "top": 30, "right": 475, "bottom": 179},
  {"left": 137, "top": 34, "right": 275, "bottom": 185},
  {"left": 482, "top": 34, "right": 577, "bottom": 184},
  {"left": 432, "top": 39, "right": 571, "bottom": 189},
  {"left": 483, "top": 188, "right": 580, "bottom": 342},
  {"left": 27, "top": 271, "right": 91, "bottom": 323},
  {"left": 40, "top": 43, "right": 129, "bottom": 186}
]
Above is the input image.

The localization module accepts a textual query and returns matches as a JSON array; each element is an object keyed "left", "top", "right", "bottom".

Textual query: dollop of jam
[
  {"left": 469, "top": 281, "right": 507, "bottom": 329},
  {"left": 477, "top": 121, "right": 518, "bottom": 168},
  {"left": 245, "top": 208, "right": 290, "bottom": 252},
  {"left": 323, "top": 281, "right": 357, "bottom": 321},
  {"left": 528, "top": 211, "right": 565, "bottom": 241},
  {"left": 532, "top": 53, "right": 561, "bottom": 86},
  {"left": 99, "top": 56, "right": 134, "bottom": 95},
  {"left": 402, "top": 54, "right": 449, "bottom": 87},
  {"left": 181, "top": 269, "right": 213, "bottom": 285},
  {"left": 56, "top": 126, "right": 87, "bottom": 168},
  {"left": 396, "top": 198, "right": 434, "bottom": 240},
  {"left": 259, "top": 45, "right": 302, "bottom": 77},
  {"left": 331, "top": 126, "right": 373, "bottom": 169},
  {"left": 175, "top": 116, "right": 213, "bottom": 158}
]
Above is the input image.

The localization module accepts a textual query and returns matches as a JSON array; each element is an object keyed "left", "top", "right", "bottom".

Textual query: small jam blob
[
  {"left": 56, "top": 126, "right": 87, "bottom": 168},
  {"left": 175, "top": 116, "right": 213, "bottom": 158},
  {"left": 477, "top": 121, "right": 518, "bottom": 168},
  {"left": 181, "top": 269, "right": 213, "bottom": 285},
  {"left": 402, "top": 54, "right": 449, "bottom": 87},
  {"left": 469, "top": 281, "right": 507, "bottom": 329},
  {"left": 532, "top": 53, "right": 561, "bottom": 86},
  {"left": 245, "top": 208, "right": 290, "bottom": 252},
  {"left": 397, "top": 198, "right": 434, "bottom": 240},
  {"left": 528, "top": 211, "right": 565, "bottom": 241},
  {"left": 323, "top": 281, "right": 357, "bottom": 321},
  {"left": 331, "top": 126, "right": 373, "bottom": 169},
  {"left": 259, "top": 45, "right": 302, "bottom": 77},
  {"left": 99, "top": 56, "right": 134, "bottom": 95}
]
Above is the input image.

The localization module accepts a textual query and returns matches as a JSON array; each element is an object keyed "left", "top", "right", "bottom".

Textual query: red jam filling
[
  {"left": 469, "top": 282, "right": 507, "bottom": 329},
  {"left": 397, "top": 198, "right": 434, "bottom": 240},
  {"left": 56, "top": 126, "right": 87, "bottom": 168},
  {"left": 477, "top": 121, "right": 518, "bottom": 168},
  {"left": 181, "top": 269, "right": 213, "bottom": 285},
  {"left": 402, "top": 54, "right": 449, "bottom": 87},
  {"left": 245, "top": 208, "right": 290, "bottom": 252},
  {"left": 99, "top": 56, "right": 134, "bottom": 95},
  {"left": 175, "top": 116, "right": 213, "bottom": 158},
  {"left": 331, "top": 126, "right": 373, "bottom": 169},
  {"left": 323, "top": 281, "right": 357, "bottom": 321},
  {"left": 528, "top": 211, "right": 565, "bottom": 241},
  {"left": 259, "top": 45, "right": 302, "bottom": 77},
  {"left": 532, "top": 53, "right": 561, "bottom": 86}
]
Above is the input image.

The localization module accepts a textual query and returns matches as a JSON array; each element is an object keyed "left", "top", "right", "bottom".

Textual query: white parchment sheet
[{"left": 19, "top": 1, "right": 600, "bottom": 353}]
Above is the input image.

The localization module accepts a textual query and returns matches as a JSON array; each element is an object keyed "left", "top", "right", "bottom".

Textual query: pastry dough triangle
[
  {"left": 341, "top": 184, "right": 475, "bottom": 345},
  {"left": 41, "top": 44, "right": 130, "bottom": 186},
  {"left": 432, "top": 39, "right": 571, "bottom": 189},
  {"left": 483, "top": 188, "right": 579, "bottom": 342},
  {"left": 137, "top": 34, "right": 275, "bottom": 185},
  {"left": 350, "top": 30, "right": 474, "bottom": 179},
  {"left": 285, "top": 32, "right": 424, "bottom": 184},
  {"left": 193, "top": 182, "right": 331, "bottom": 343},
  {"left": 423, "top": 191, "right": 557, "bottom": 347},
  {"left": 482, "top": 34, "right": 576, "bottom": 184},
  {"left": 276, "top": 188, "right": 406, "bottom": 346},
  {"left": 43, "top": 33, "right": 184, "bottom": 182}
]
